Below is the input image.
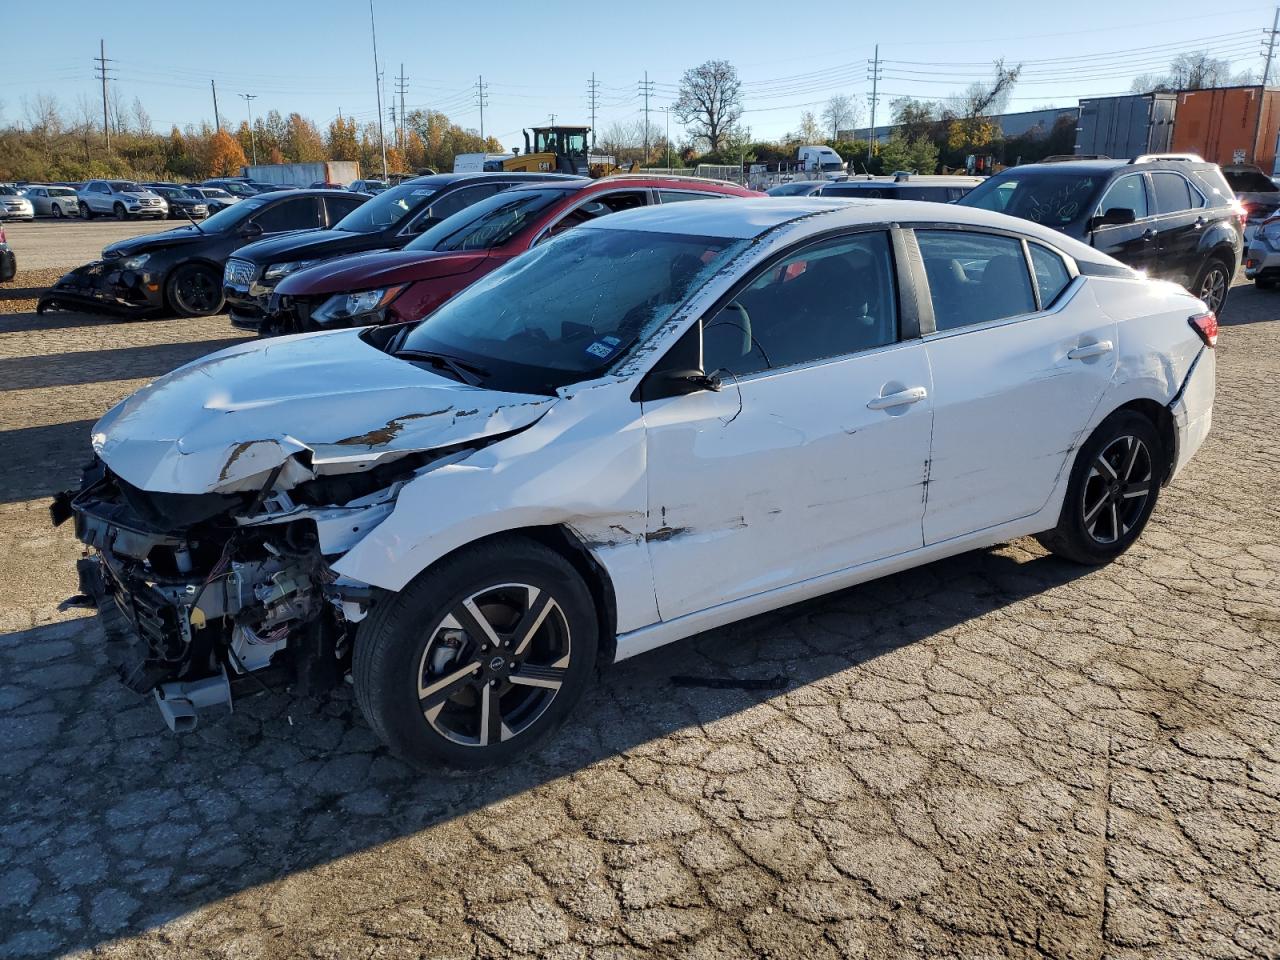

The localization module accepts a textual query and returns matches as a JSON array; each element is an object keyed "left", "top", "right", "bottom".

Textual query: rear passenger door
[
  {"left": 915, "top": 228, "right": 1116, "bottom": 544},
  {"left": 324, "top": 193, "right": 366, "bottom": 226},
  {"left": 1150, "top": 171, "right": 1206, "bottom": 287}
]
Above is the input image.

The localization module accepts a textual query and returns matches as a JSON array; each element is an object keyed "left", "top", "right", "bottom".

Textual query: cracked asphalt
[{"left": 0, "top": 254, "right": 1276, "bottom": 959}]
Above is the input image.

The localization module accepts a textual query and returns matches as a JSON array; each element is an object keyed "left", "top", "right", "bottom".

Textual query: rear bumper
[
  {"left": 1243, "top": 238, "right": 1280, "bottom": 278},
  {"left": 1168, "top": 346, "right": 1215, "bottom": 483}
]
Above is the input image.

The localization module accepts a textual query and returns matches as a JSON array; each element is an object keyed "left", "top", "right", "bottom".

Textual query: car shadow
[
  {"left": 0, "top": 308, "right": 133, "bottom": 335},
  {"left": 0, "top": 338, "right": 247, "bottom": 392},
  {"left": 0, "top": 544, "right": 1092, "bottom": 953},
  {"left": 0, "top": 419, "right": 96, "bottom": 503},
  {"left": 1222, "top": 282, "right": 1280, "bottom": 326}
]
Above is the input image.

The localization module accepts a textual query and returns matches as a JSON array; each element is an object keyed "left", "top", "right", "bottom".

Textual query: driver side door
[
  {"left": 1090, "top": 173, "right": 1158, "bottom": 275},
  {"left": 640, "top": 229, "right": 935, "bottom": 621}
]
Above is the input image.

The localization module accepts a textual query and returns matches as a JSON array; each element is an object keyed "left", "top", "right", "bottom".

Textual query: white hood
[{"left": 93, "top": 331, "right": 558, "bottom": 495}]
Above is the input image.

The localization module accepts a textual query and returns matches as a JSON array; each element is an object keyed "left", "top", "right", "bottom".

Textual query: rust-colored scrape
[
  {"left": 335, "top": 410, "right": 451, "bottom": 446},
  {"left": 218, "top": 440, "right": 265, "bottom": 482}
]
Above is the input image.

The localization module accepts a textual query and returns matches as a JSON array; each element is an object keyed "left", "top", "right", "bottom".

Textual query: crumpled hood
[
  {"left": 276, "top": 249, "right": 489, "bottom": 297},
  {"left": 92, "top": 330, "right": 557, "bottom": 495},
  {"left": 106, "top": 226, "right": 208, "bottom": 257}
]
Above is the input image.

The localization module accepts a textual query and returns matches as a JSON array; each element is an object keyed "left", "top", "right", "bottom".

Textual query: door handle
[
  {"left": 867, "top": 386, "right": 928, "bottom": 410},
  {"left": 1067, "top": 340, "right": 1114, "bottom": 360}
]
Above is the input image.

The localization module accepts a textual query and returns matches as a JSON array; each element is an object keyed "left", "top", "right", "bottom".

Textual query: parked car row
[{"left": 57, "top": 188, "right": 1219, "bottom": 768}]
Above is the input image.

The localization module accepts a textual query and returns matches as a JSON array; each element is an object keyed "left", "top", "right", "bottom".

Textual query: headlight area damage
[
  {"left": 51, "top": 334, "right": 559, "bottom": 732},
  {"left": 37, "top": 256, "right": 164, "bottom": 317}
]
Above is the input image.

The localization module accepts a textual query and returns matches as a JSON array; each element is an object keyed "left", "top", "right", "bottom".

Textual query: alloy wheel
[
  {"left": 1198, "top": 263, "right": 1228, "bottom": 314},
  {"left": 1080, "top": 435, "right": 1152, "bottom": 544},
  {"left": 175, "top": 270, "right": 217, "bottom": 314},
  {"left": 416, "top": 583, "right": 571, "bottom": 748}
]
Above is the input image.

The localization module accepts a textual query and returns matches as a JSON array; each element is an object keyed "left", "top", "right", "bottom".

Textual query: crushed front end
[
  {"left": 56, "top": 459, "right": 365, "bottom": 731},
  {"left": 37, "top": 257, "right": 166, "bottom": 317}
]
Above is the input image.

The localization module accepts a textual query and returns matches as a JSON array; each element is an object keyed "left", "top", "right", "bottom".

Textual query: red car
[{"left": 265, "top": 176, "right": 760, "bottom": 333}]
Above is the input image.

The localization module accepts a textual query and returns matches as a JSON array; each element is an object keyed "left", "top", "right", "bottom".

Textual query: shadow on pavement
[
  {"left": 0, "top": 419, "right": 95, "bottom": 503},
  {"left": 0, "top": 546, "right": 1091, "bottom": 954},
  {"left": 0, "top": 338, "right": 246, "bottom": 392}
]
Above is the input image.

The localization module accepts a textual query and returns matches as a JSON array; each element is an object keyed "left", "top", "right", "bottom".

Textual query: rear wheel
[
  {"left": 1036, "top": 410, "right": 1165, "bottom": 565},
  {"left": 165, "top": 264, "right": 223, "bottom": 317},
  {"left": 1192, "top": 257, "right": 1231, "bottom": 314},
  {"left": 353, "top": 537, "right": 598, "bottom": 769}
]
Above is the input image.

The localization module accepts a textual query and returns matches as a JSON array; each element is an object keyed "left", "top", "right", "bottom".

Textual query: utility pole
[
  {"left": 240, "top": 93, "right": 258, "bottom": 165},
  {"left": 1264, "top": 8, "right": 1280, "bottom": 86},
  {"left": 94, "top": 39, "right": 114, "bottom": 149},
  {"left": 587, "top": 72, "right": 600, "bottom": 147},
  {"left": 664, "top": 106, "right": 671, "bottom": 170},
  {"left": 549, "top": 113, "right": 557, "bottom": 126},
  {"left": 396, "top": 63, "right": 407, "bottom": 150},
  {"left": 638, "top": 71, "right": 655, "bottom": 166},
  {"left": 369, "top": 0, "right": 387, "bottom": 178},
  {"left": 867, "top": 44, "right": 882, "bottom": 163},
  {"left": 475, "top": 75, "right": 489, "bottom": 140},
  {"left": 211, "top": 79, "right": 221, "bottom": 132}
]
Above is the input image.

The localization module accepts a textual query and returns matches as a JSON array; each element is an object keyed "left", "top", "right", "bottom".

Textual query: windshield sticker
[
  {"left": 411, "top": 189, "right": 435, "bottom": 196},
  {"left": 585, "top": 336, "right": 621, "bottom": 360}
]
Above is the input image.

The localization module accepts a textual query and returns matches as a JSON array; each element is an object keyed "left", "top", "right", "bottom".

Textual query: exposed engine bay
[{"left": 55, "top": 456, "right": 429, "bottom": 731}]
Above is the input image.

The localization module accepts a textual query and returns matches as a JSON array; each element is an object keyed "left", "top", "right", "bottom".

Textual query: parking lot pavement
[
  {"left": 0, "top": 277, "right": 1276, "bottom": 959},
  {"left": 1, "top": 219, "right": 178, "bottom": 272}
]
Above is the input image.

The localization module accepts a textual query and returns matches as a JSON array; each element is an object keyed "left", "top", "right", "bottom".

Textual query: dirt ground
[{"left": 0, "top": 256, "right": 1276, "bottom": 959}]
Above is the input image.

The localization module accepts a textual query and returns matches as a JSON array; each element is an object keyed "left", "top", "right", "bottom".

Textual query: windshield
[
  {"left": 335, "top": 181, "right": 434, "bottom": 232},
  {"left": 201, "top": 197, "right": 266, "bottom": 231},
  {"left": 396, "top": 226, "right": 747, "bottom": 392},
  {"left": 1224, "top": 169, "right": 1278, "bottom": 193},
  {"left": 959, "top": 171, "right": 1103, "bottom": 226},
  {"left": 49, "top": 187, "right": 77, "bottom": 197},
  {"left": 0, "top": 186, "right": 19, "bottom": 196},
  {"left": 407, "top": 188, "right": 565, "bottom": 252},
  {"left": 110, "top": 182, "right": 144, "bottom": 193},
  {"left": 200, "top": 188, "right": 234, "bottom": 200}
]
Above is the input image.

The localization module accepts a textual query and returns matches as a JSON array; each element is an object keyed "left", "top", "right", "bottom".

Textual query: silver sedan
[{"left": 22, "top": 185, "right": 81, "bottom": 218}]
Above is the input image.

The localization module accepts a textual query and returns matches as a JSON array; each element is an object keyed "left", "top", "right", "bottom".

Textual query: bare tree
[
  {"left": 673, "top": 59, "right": 743, "bottom": 153},
  {"left": 956, "top": 59, "right": 1021, "bottom": 119},
  {"left": 821, "top": 95, "right": 861, "bottom": 141},
  {"left": 23, "top": 94, "right": 61, "bottom": 135},
  {"left": 1131, "top": 50, "right": 1234, "bottom": 92},
  {"left": 131, "top": 97, "right": 152, "bottom": 134},
  {"left": 798, "top": 111, "right": 824, "bottom": 144}
]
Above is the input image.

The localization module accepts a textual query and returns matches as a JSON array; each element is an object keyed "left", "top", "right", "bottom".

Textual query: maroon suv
[{"left": 265, "top": 176, "right": 760, "bottom": 334}]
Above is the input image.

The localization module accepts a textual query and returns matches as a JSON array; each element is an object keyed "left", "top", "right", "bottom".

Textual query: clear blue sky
[{"left": 1, "top": 0, "right": 1275, "bottom": 148}]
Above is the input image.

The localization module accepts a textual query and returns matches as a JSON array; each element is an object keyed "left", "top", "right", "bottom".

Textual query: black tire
[
  {"left": 1036, "top": 410, "right": 1166, "bottom": 565},
  {"left": 353, "top": 536, "right": 599, "bottom": 770},
  {"left": 1191, "top": 256, "right": 1232, "bottom": 314},
  {"left": 80, "top": 202, "right": 93, "bottom": 220},
  {"left": 113, "top": 202, "right": 128, "bottom": 221},
  {"left": 51, "top": 204, "right": 64, "bottom": 219},
  {"left": 1254, "top": 277, "right": 1276, "bottom": 291},
  {"left": 164, "top": 264, "right": 223, "bottom": 317}
]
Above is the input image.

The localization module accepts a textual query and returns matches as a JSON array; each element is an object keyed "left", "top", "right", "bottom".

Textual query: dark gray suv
[{"left": 959, "top": 155, "right": 1243, "bottom": 313}]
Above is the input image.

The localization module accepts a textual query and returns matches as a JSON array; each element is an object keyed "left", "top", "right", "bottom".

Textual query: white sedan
[{"left": 65, "top": 198, "right": 1216, "bottom": 768}]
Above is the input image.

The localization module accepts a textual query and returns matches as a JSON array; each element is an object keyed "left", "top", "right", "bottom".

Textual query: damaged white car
[{"left": 56, "top": 198, "right": 1217, "bottom": 768}]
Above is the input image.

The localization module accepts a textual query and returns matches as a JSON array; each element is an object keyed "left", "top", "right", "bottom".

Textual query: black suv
[
  {"left": 223, "top": 172, "right": 580, "bottom": 330},
  {"left": 959, "top": 156, "right": 1243, "bottom": 313}
]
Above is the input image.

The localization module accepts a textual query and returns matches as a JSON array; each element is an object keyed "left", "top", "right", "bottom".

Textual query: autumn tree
[
  {"left": 798, "top": 111, "right": 824, "bottom": 144},
  {"left": 285, "top": 113, "right": 325, "bottom": 162},
  {"left": 207, "top": 129, "right": 247, "bottom": 176},
  {"left": 326, "top": 116, "right": 360, "bottom": 161},
  {"left": 674, "top": 59, "right": 743, "bottom": 153}
]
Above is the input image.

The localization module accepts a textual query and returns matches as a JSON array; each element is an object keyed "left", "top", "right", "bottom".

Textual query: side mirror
[
  {"left": 1089, "top": 207, "right": 1136, "bottom": 230},
  {"left": 638, "top": 368, "right": 722, "bottom": 401},
  {"left": 239, "top": 221, "right": 263, "bottom": 239}
]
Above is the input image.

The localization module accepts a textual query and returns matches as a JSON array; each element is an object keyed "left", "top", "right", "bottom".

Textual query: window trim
[
  {"left": 906, "top": 222, "right": 1080, "bottom": 339},
  {"left": 532, "top": 188, "right": 655, "bottom": 245},
  {"left": 1095, "top": 172, "right": 1153, "bottom": 221}
]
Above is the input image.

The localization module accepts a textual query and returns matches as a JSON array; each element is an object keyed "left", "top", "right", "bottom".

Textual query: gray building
[{"left": 843, "top": 106, "right": 1078, "bottom": 144}]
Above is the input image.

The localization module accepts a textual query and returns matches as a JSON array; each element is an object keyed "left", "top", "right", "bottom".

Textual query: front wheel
[
  {"left": 80, "top": 202, "right": 93, "bottom": 220},
  {"left": 1192, "top": 257, "right": 1231, "bottom": 314},
  {"left": 353, "top": 537, "right": 599, "bottom": 769},
  {"left": 1036, "top": 410, "right": 1166, "bottom": 565},
  {"left": 51, "top": 204, "right": 64, "bottom": 219},
  {"left": 165, "top": 264, "right": 223, "bottom": 317},
  {"left": 113, "top": 202, "right": 128, "bottom": 221}
]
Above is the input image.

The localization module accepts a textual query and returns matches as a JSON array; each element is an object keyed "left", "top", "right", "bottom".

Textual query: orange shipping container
[{"left": 1171, "top": 85, "right": 1280, "bottom": 173}]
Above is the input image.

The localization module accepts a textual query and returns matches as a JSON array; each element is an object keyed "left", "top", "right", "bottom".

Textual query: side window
[
  {"left": 1097, "top": 175, "right": 1148, "bottom": 219},
  {"left": 324, "top": 194, "right": 366, "bottom": 224},
  {"left": 1028, "top": 244, "right": 1073, "bottom": 307},
  {"left": 658, "top": 190, "right": 719, "bottom": 203},
  {"left": 702, "top": 231, "right": 899, "bottom": 377},
  {"left": 252, "top": 197, "right": 321, "bottom": 233},
  {"left": 425, "top": 183, "right": 507, "bottom": 223},
  {"left": 546, "top": 190, "right": 649, "bottom": 237},
  {"left": 916, "top": 230, "right": 1036, "bottom": 331},
  {"left": 1151, "top": 173, "right": 1193, "bottom": 214}
]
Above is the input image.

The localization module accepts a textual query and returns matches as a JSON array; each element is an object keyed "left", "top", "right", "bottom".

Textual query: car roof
[
  {"left": 584, "top": 196, "right": 1126, "bottom": 263},
  {"left": 502, "top": 175, "right": 750, "bottom": 198},
  {"left": 403, "top": 172, "right": 582, "bottom": 188},
  {"left": 1016, "top": 158, "right": 1216, "bottom": 176}
]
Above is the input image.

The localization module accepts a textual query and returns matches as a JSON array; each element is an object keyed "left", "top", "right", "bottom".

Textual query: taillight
[
  {"left": 1189, "top": 312, "right": 1218, "bottom": 348},
  {"left": 1232, "top": 200, "right": 1249, "bottom": 226}
]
